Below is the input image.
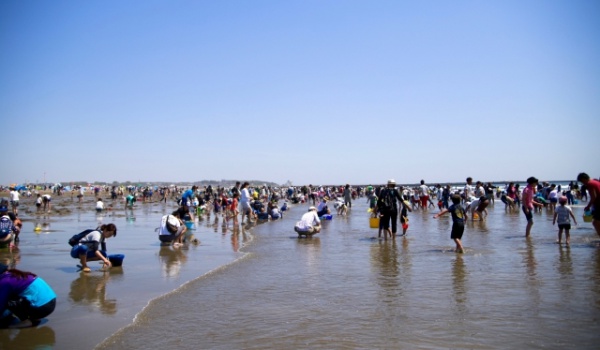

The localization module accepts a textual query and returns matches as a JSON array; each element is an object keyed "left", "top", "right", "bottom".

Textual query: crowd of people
[{"left": 0, "top": 172, "right": 597, "bottom": 329}]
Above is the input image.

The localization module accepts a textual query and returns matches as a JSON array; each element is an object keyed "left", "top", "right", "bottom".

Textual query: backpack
[
  {"left": 68, "top": 229, "right": 95, "bottom": 246},
  {"left": 165, "top": 215, "right": 179, "bottom": 234},
  {"left": 0, "top": 216, "right": 12, "bottom": 236},
  {"left": 378, "top": 189, "right": 395, "bottom": 214}
]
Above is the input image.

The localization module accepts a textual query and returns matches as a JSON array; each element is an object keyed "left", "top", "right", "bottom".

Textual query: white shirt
[
  {"left": 475, "top": 185, "right": 485, "bottom": 198},
  {"left": 96, "top": 201, "right": 105, "bottom": 210},
  {"left": 464, "top": 184, "right": 473, "bottom": 198},
  {"left": 159, "top": 215, "right": 181, "bottom": 236},
  {"left": 420, "top": 185, "right": 429, "bottom": 196},
  {"left": 240, "top": 188, "right": 251, "bottom": 204},
  {"left": 555, "top": 205, "right": 573, "bottom": 225},
  {"left": 10, "top": 191, "right": 19, "bottom": 202},
  {"left": 296, "top": 211, "right": 320, "bottom": 230}
]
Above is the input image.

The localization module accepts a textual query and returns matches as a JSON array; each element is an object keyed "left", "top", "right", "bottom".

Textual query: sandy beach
[
  {"left": 1, "top": 188, "right": 599, "bottom": 349},
  {"left": 0, "top": 190, "right": 249, "bottom": 349}
]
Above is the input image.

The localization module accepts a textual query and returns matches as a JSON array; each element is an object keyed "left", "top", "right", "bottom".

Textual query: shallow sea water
[
  {"left": 90, "top": 198, "right": 600, "bottom": 350},
  {"left": 1, "top": 195, "right": 598, "bottom": 349}
]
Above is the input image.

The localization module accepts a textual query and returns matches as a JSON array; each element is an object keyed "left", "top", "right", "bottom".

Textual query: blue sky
[{"left": 1, "top": 0, "right": 598, "bottom": 186}]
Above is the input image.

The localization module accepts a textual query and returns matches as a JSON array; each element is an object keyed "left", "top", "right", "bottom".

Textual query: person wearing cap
[
  {"left": 522, "top": 176, "right": 544, "bottom": 237},
  {"left": 316, "top": 198, "right": 330, "bottom": 217},
  {"left": 294, "top": 207, "right": 321, "bottom": 235},
  {"left": 0, "top": 264, "right": 56, "bottom": 328},
  {"left": 0, "top": 206, "right": 17, "bottom": 249},
  {"left": 70, "top": 223, "right": 117, "bottom": 272},
  {"left": 376, "top": 179, "right": 406, "bottom": 239}
]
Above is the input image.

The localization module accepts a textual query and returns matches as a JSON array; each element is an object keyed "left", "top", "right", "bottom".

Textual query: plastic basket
[{"left": 108, "top": 254, "right": 125, "bottom": 267}]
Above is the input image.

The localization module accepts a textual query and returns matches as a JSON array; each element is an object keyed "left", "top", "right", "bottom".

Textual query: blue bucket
[
  {"left": 108, "top": 254, "right": 125, "bottom": 267},
  {"left": 185, "top": 221, "right": 194, "bottom": 229}
]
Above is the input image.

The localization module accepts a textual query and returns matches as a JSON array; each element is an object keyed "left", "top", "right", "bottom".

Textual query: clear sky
[{"left": 1, "top": 0, "right": 598, "bottom": 186}]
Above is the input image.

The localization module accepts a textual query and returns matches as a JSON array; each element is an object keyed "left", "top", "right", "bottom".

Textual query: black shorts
[
  {"left": 522, "top": 206, "right": 533, "bottom": 221},
  {"left": 451, "top": 223, "right": 464, "bottom": 239},
  {"left": 558, "top": 223, "right": 571, "bottom": 230}
]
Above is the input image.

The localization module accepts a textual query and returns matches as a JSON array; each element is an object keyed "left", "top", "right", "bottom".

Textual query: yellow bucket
[
  {"left": 583, "top": 211, "right": 593, "bottom": 223},
  {"left": 369, "top": 217, "right": 380, "bottom": 228}
]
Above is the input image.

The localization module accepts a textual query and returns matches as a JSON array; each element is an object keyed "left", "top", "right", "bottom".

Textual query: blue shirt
[
  {"left": 0, "top": 273, "right": 56, "bottom": 312},
  {"left": 449, "top": 204, "right": 465, "bottom": 225}
]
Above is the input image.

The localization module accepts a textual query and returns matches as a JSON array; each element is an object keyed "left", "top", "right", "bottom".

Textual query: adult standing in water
[
  {"left": 376, "top": 179, "right": 404, "bottom": 239},
  {"left": 577, "top": 172, "right": 600, "bottom": 236},
  {"left": 343, "top": 184, "right": 352, "bottom": 209},
  {"left": 240, "top": 182, "right": 255, "bottom": 224}
]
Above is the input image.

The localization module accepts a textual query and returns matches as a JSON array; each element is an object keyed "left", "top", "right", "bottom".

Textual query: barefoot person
[
  {"left": 294, "top": 206, "right": 321, "bottom": 236},
  {"left": 70, "top": 223, "right": 117, "bottom": 272},
  {"left": 522, "top": 177, "right": 544, "bottom": 237},
  {"left": 434, "top": 195, "right": 468, "bottom": 253},
  {"left": 553, "top": 196, "right": 577, "bottom": 245}
]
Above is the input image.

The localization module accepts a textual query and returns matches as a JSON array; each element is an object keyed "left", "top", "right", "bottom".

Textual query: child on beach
[
  {"left": 225, "top": 193, "right": 239, "bottom": 227},
  {"left": 399, "top": 200, "right": 411, "bottom": 236},
  {"left": 434, "top": 195, "right": 468, "bottom": 253},
  {"left": 553, "top": 196, "right": 578, "bottom": 245},
  {"left": 35, "top": 194, "right": 42, "bottom": 212},
  {"left": 522, "top": 177, "right": 544, "bottom": 237}
]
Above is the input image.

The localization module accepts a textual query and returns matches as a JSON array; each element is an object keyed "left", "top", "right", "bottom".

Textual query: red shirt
[{"left": 586, "top": 179, "right": 600, "bottom": 205}]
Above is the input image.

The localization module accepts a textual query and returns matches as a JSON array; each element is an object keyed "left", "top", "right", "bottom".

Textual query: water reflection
[
  {"left": 0, "top": 325, "right": 56, "bottom": 349},
  {"left": 126, "top": 208, "right": 136, "bottom": 223},
  {"left": 522, "top": 237, "right": 540, "bottom": 311},
  {"left": 34, "top": 218, "right": 51, "bottom": 234},
  {"left": 158, "top": 246, "right": 187, "bottom": 278},
  {"left": 451, "top": 255, "right": 467, "bottom": 315},
  {"left": 95, "top": 211, "right": 106, "bottom": 226},
  {"left": 370, "top": 240, "right": 400, "bottom": 299},
  {"left": 593, "top": 247, "right": 600, "bottom": 309},
  {"left": 0, "top": 250, "right": 20, "bottom": 268},
  {"left": 556, "top": 245, "right": 572, "bottom": 277},
  {"left": 296, "top": 236, "right": 321, "bottom": 268},
  {"left": 69, "top": 273, "right": 117, "bottom": 315}
]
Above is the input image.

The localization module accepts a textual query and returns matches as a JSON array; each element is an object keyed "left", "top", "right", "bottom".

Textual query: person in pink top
[
  {"left": 577, "top": 172, "right": 600, "bottom": 236},
  {"left": 522, "top": 176, "right": 544, "bottom": 237}
]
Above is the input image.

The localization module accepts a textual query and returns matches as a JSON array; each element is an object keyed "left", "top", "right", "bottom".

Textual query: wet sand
[
  {"left": 0, "top": 192, "right": 248, "bottom": 349},
  {"left": 2, "top": 191, "right": 600, "bottom": 349}
]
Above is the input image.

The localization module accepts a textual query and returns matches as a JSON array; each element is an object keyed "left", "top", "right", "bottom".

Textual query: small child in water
[
  {"left": 553, "top": 196, "right": 577, "bottom": 245},
  {"left": 434, "top": 195, "right": 467, "bottom": 253}
]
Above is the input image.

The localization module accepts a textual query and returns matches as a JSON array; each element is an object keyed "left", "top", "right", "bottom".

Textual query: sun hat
[
  {"left": 559, "top": 196, "right": 567, "bottom": 204},
  {"left": 309, "top": 206, "right": 316, "bottom": 211},
  {"left": 387, "top": 179, "right": 396, "bottom": 186}
]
